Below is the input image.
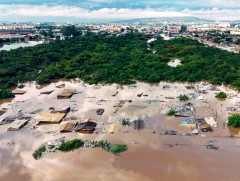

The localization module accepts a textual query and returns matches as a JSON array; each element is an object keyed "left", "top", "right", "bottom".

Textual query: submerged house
[
  {"left": 162, "top": 85, "right": 171, "bottom": 90},
  {"left": 174, "top": 103, "right": 195, "bottom": 118},
  {"left": 7, "top": 119, "right": 28, "bottom": 131},
  {"left": 12, "top": 89, "right": 26, "bottom": 95},
  {"left": 179, "top": 118, "right": 195, "bottom": 128},
  {"left": 204, "top": 117, "right": 217, "bottom": 127},
  {"left": 199, "top": 123, "right": 213, "bottom": 132},
  {"left": 108, "top": 124, "right": 118, "bottom": 134},
  {"left": 0, "top": 108, "right": 7, "bottom": 116},
  {"left": 74, "top": 119, "right": 97, "bottom": 134},
  {"left": 59, "top": 120, "right": 78, "bottom": 132},
  {"left": 53, "top": 106, "right": 70, "bottom": 114},
  {"left": 35, "top": 112, "right": 66, "bottom": 125},
  {"left": 57, "top": 89, "right": 76, "bottom": 99}
]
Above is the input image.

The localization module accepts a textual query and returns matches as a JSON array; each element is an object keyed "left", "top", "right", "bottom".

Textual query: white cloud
[
  {"left": 0, "top": 5, "right": 187, "bottom": 19},
  {"left": 0, "top": 4, "right": 239, "bottom": 21},
  {"left": 184, "top": 8, "right": 240, "bottom": 21}
]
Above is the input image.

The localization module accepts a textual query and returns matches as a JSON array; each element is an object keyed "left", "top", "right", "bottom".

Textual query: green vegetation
[
  {"left": 228, "top": 114, "right": 240, "bottom": 128},
  {"left": 179, "top": 94, "right": 189, "bottom": 102},
  {"left": 0, "top": 89, "right": 14, "bottom": 99},
  {"left": 58, "top": 139, "right": 84, "bottom": 152},
  {"left": 33, "top": 139, "right": 127, "bottom": 159},
  {"left": 33, "top": 146, "right": 46, "bottom": 160},
  {"left": 91, "top": 140, "right": 128, "bottom": 155},
  {"left": 2, "top": 33, "right": 240, "bottom": 98},
  {"left": 61, "top": 25, "right": 79, "bottom": 37},
  {"left": 215, "top": 92, "right": 227, "bottom": 99},
  {"left": 167, "top": 110, "right": 176, "bottom": 117},
  {"left": 110, "top": 144, "right": 128, "bottom": 154},
  {"left": 121, "top": 118, "right": 132, "bottom": 126}
]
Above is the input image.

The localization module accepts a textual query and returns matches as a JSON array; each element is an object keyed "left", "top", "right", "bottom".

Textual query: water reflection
[{"left": 0, "top": 80, "right": 240, "bottom": 181}]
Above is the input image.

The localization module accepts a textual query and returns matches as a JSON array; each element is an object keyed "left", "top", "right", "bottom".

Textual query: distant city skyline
[{"left": 0, "top": 0, "right": 240, "bottom": 22}]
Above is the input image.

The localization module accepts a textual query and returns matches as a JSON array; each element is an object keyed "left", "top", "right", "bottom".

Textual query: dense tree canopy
[{"left": 1, "top": 33, "right": 240, "bottom": 99}]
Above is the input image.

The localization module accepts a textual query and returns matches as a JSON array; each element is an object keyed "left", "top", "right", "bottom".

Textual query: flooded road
[{"left": 0, "top": 80, "right": 240, "bottom": 181}]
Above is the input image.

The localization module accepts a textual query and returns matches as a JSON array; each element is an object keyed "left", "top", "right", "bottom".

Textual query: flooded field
[{"left": 0, "top": 80, "right": 240, "bottom": 181}]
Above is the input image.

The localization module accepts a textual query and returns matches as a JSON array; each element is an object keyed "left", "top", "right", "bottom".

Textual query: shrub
[
  {"left": 215, "top": 92, "right": 227, "bottom": 99},
  {"left": 121, "top": 118, "right": 132, "bottom": 126},
  {"left": 179, "top": 94, "right": 189, "bottom": 102},
  {"left": 58, "top": 139, "right": 84, "bottom": 152},
  {"left": 167, "top": 110, "right": 176, "bottom": 117},
  {"left": 228, "top": 114, "right": 240, "bottom": 128},
  {"left": 110, "top": 144, "right": 128, "bottom": 154},
  {"left": 33, "top": 146, "right": 46, "bottom": 160}
]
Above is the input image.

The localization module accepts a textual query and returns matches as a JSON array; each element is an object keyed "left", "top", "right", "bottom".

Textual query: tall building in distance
[{"left": 180, "top": 25, "right": 188, "bottom": 33}]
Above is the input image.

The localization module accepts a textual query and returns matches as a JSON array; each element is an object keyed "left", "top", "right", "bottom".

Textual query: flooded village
[{"left": 1, "top": 80, "right": 240, "bottom": 181}]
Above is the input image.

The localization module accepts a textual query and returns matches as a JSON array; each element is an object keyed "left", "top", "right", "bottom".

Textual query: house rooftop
[
  {"left": 59, "top": 120, "right": 78, "bottom": 132},
  {"left": 35, "top": 112, "right": 66, "bottom": 124},
  {"left": 7, "top": 119, "right": 28, "bottom": 131}
]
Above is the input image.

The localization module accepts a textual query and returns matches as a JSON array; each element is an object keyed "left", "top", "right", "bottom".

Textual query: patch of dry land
[{"left": 1, "top": 79, "right": 240, "bottom": 181}]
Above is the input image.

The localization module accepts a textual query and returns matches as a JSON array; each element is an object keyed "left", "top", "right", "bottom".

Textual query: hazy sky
[{"left": 0, "top": 0, "right": 240, "bottom": 22}]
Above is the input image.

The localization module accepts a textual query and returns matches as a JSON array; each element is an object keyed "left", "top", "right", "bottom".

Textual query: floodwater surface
[{"left": 0, "top": 80, "right": 240, "bottom": 181}]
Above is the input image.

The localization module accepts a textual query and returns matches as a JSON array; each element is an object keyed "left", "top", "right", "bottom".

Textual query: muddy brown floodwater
[{"left": 0, "top": 80, "right": 240, "bottom": 181}]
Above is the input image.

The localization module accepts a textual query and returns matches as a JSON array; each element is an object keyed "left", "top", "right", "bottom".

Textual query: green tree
[
  {"left": 61, "top": 25, "right": 78, "bottom": 37},
  {"left": 215, "top": 92, "right": 227, "bottom": 99},
  {"left": 0, "top": 89, "right": 14, "bottom": 99},
  {"left": 228, "top": 114, "right": 240, "bottom": 128}
]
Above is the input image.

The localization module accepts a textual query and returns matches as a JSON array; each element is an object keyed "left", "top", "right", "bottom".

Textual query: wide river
[{"left": 0, "top": 80, "right": 240, "bottom": 181}]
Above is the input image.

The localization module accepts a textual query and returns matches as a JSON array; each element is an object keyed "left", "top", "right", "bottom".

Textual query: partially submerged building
[
  {"left": 163, "top": 85, "right": 171, "bottom": 90},
  {"left": 108, "top": 124, "right": 118, "bottom": 134},
  {"left": 52, "top": 106, "right": 70, "bottom": 114},
  {"left": 7, "top": 119, "right": 28, "bottom": 131},
  {"left": 12, "top": 89, "right": 26, "bottom": 95},
  {"left": 0, "top": 108, "right": 7, "bottom": 116},
  {"left": 59, "top": 120, "right": 78, "bottom": 132},
  {"left": 35, "top": 112, "right": 66, "bottom": 124},
  {"left": 57, "top": 89, "right": 76, "bottom": 99},
  {"left": 96, "top": 109, "right": 104, "bottom": 115},
  {"left": 74, "top": 119, "right": 97, "bottom": 134},
  {"left": 199, "top": 123, "right": 213, "bottom": 132},
  {"left": 204, "top": 117, "right": 217, "bottom": 127},
  {"left": 179, "top": 118, "right": 195, "bottom": 128},
  {"left": 173, "top": 103, "right": 195, "bottom": 118},
  {"left": 40, "top": 90, "right": 54, "bottom": 95}
]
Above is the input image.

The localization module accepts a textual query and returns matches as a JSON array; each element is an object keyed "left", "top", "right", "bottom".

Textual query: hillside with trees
[{"left": 1, "top": 33, "right": 240, "bottom": 98}]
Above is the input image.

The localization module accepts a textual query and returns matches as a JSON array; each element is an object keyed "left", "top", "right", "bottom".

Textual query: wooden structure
[
  {"left": 7, "top": 119, "right": 28, "bottom": 131},
  {"left": 35, "top": 112, "right": 66, "bottom": 125},
  {"left": 57, "top": 89, "right": 76, "bottom": 99},
  {"left": 12, "top": 89, "right": 26, "bottom": 95},
  {"left": 60, "top": 120, "right": 78, "bottom": 132}
]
